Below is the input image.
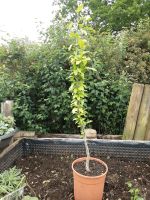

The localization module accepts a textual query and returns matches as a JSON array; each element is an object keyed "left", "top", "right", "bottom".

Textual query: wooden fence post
[
  {"left": 134, "top": 85, "right": 150, "bottom": 140},
  {"left": 123, "top": 83, "right": 144, "bottom": 140},
  {"left": 145, "top": 115, "right": 150, "bottom": 140},
  {"left": 1, "top": 100, "right": 14, "bottom": 117}
]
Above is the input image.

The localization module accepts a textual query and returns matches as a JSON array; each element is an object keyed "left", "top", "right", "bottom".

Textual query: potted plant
[
  {"left": 69, "top": 4, "right": 108, "bottom": 200},
  {"left": 0, "top": 167, "right": 26, "bottom": 200},
  {"left": 0, "top": 114, "right": 16, "bottom": 149}
]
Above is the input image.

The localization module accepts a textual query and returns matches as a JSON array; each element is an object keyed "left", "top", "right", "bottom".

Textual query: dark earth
[
  {"left": 14, "top": 154, "right": 150, "bottom": 200},
  {"left": 74, "top": 159, "right": 106, "bottom": 176}
]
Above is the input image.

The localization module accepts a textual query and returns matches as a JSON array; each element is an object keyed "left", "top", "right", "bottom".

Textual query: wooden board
[
  {"left": 134, "top": 85, "right": 150, "bottom": 140},
  {"left": 14, "top": 131, "right": 35, "bottom": 138},
  {"left": 0, "top": 139, "right": 22, "bottom": 159},
  {"left": 123, "top": 83, "right": 144, "bottom": 140},
  {"left": 145, "top": 115, "right": 150, "bottom": 140}
]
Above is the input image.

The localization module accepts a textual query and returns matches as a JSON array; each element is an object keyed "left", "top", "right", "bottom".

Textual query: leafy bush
[
  {"left": 0, "top": 114, "right": 15, "bottom": 136},
  {"left": 123, "top": 19, "right": 150, "bottom": 84},
  {"left": 87, "top": 72, "right": 131, "bottom": 134},
  {"left": 12, "top": 35, "right": 131, "bottom": 134}
]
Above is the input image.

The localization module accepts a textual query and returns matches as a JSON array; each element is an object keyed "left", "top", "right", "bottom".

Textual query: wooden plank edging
[{"left": 0, "top": 139, "right": 22, "bottom": 159}]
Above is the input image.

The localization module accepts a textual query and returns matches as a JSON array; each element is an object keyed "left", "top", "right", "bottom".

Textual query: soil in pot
[
  {"left": 74, "top": 159, "right": 106, "bottom": 176},
  {"left": 14, "top": 154, "right": 150, "bottom": 200}
]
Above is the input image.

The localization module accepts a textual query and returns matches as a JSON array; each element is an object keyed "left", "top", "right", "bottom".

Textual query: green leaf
[
  {"left": 135, "top": 188, "right": 140, "bottom": 194},
  {"left": 126, "top": 181, "right": 132, "bottom": 188},
  {"left": 67, "top": 22, "right": 73, "bottom": 29},
  {"left": 87, "top": 67, "right": 97, "bottom": 72},
  {"left": 137, "top": 197, "right": 144, "bottom": 200},
  {"left": 68, "top": 45, "right": 73, "bottom": 51},
  {"left": 76, "top": 4, "right": 84, "bottom": 13},
  {"left": 76, "top": 60, "right": 81, "bottom": 65},
  {"left": 78, "top": 39, "right": 86, "bottom": 49},
  {"left": 72, "top": 108, "right": 77, "bottom": 114},
  {"left": 69, "top": 32, "right": 79, "bottom": 38}
]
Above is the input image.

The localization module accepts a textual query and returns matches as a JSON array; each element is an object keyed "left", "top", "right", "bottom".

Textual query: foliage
[
  {"left": 0, "top": 167, "right": 25, "bottom": 198},
  {"left": 85, "top": 30, "right": 131, "bottom": 133},
  {"left": 68, "top": 4, "right": 93, "bottom": 133},
  {"left": 10, "top": 28, "right": 74, "bottom": 133},
  {"left": 0, "top": 39, "right": 41, "bottom": 102},
  {"left": 0, "top": 29, "right": 131, "bottom": 135},
  {"left": 69, "top": 4, "right": 94, "bottom": 172},
  {"left": 89, "top": 0, "right": 150, "bottom": 32},
  {"left": 126, "top": 182, "right": 144, "bottom": 200},
  {"left": 0, "top": 16, "right": 149, "bottom": 135},
  {"left": 0, "top": 114, "right": 15, "bottom": 136},
  {"left": 55, "top": 0, "right": 150, "bottom": 32},
  {"left": 87, "top": 72, "right": 131, "bottom": 134},
  {"left": 122, "top": 18, "right": 150, "bottom": 84}
]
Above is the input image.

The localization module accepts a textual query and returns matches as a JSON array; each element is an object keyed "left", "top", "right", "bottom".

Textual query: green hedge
[
  {"left": 13, "top": 62, "right": 131, "bottom": 134},
  {"left": 1, "top": 19, "right": 149, "bottom": 135}
]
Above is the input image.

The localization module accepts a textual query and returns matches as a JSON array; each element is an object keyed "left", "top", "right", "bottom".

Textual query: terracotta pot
[{"left": 72, "top": 157, "right": 108, "bottom": 200}]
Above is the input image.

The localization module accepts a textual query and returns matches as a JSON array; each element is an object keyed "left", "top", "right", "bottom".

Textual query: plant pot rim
[
  {"left": 72, "top": 157, "right": 108, "bottom": 179},
  {"left": 0, "top": 128, "right": 18, "bottom": 141}
]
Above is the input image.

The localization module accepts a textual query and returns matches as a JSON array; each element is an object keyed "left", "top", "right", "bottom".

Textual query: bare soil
[
  {"left": 74, "top": 159, "right": 106, "bottom": 176},
  {"left": 14, "top": 155, "right": 150, "bottom": 200}
]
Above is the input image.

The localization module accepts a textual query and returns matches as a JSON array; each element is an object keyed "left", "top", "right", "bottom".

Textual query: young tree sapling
[{"left": 69, "top": 3, "right": 95, "bottom": 172}]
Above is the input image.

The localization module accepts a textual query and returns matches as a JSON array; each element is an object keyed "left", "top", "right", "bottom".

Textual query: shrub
[
  {"left": 3, "top": 19, "right": 150, "bottom": 135},
  {"left": 0, "top": 114, "right": 15, "bottom": 136},
  {"left": 87, "top": 72, "right": 131, "bottom": 134},
  {"left": 123, "top": 19, "right": 150, "bottom": 84}
]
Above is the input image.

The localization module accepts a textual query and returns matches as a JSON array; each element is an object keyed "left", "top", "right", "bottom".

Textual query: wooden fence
[{"left": 123, "top": 83, "right": 150, "bottom": 140}]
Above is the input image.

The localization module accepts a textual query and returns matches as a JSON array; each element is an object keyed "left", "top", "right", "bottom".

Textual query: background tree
[{"left": 55, "top": 0, "right": 150, "bottom": 32}]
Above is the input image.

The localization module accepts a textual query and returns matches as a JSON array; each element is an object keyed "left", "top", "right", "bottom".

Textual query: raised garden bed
[{"left": 0, "top": 138, "right": 150, "bottom": 199}]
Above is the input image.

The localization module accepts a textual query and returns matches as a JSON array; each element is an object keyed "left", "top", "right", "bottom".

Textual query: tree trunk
[{"left": 83, "top": 128, "right": 90, "bottom": 172}]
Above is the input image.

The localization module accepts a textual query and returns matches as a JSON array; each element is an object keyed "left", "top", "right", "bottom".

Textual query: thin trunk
[{"left": 82, "top": 127, "right": 90, "bottom": 172}]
